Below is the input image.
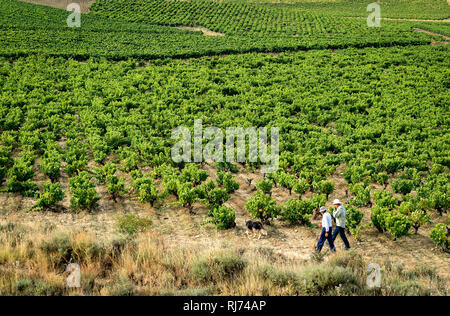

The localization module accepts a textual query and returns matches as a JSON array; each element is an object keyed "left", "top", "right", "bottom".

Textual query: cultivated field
[{"left": 0, "top": 0, "right": 449, "bottom": 296}]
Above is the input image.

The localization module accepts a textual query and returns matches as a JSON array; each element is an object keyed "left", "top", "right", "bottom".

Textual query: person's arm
[
  {"left": 323, "top": 214, "right": 331, "bottom": 233},
  {"left": 334, "top": 207, "right": 342, "bottom": 219}
]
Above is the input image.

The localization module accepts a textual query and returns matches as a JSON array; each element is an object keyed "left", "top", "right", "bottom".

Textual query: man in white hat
[
  {"left": 315, "top": 206, "right": 336, "bottom": 253},
  {"left": 331, "top": 199, "right": 350, "bottom": 250}
]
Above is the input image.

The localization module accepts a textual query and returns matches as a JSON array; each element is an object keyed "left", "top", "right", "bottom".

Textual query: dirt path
[
  {"left": 174, "top": 26, "right": 225, "bottom": 37},
  {"left": 414, "top": 27, "right": 450, "bottom": 43},
  {"left": 19, "top": 0, "right": 95, "bottom": 13}
]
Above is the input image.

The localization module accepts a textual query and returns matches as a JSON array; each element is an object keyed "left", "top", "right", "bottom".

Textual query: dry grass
[{"left": 0, "top": 221, "right": 447, "bottom": 296}]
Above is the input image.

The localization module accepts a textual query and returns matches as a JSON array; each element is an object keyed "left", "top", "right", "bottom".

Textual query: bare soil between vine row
[{"left": 414, "top": 27, "right": 450, "bottom": 44}]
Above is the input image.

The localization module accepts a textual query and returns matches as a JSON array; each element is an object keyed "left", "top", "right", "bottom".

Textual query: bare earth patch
[
  {"left": 413, "top": 27, "right": 450, "bottom": 44},
  {"left": 19, "top": 0, "right": 95, "bottom": 13},
  {"left": 174, "top": 26, "right": 225, "bottom": 36}
]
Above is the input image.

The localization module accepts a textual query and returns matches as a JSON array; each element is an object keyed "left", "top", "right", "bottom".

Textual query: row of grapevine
[
  {"left": 0, "top": 43, "right": 448, "bottom": 248},
  {"left": 0, "top": 0, "right": 439, "bottom": 60}
]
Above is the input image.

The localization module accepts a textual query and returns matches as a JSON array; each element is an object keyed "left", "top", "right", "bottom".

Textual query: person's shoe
[{"left": 344, "top": 247, "right": 351, "bottom": 251}]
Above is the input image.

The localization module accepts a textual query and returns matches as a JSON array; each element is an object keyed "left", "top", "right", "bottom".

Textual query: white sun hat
[
  {"left": 319, "top": 206, "right": 327, "bottom": 213},
  {"left": 333, "top": 199, "right": 342, "bottom": 205}
]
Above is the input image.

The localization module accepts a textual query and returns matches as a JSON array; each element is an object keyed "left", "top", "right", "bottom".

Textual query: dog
[{"left": 245, "top": 220, "right": 268, "bottom": 239}]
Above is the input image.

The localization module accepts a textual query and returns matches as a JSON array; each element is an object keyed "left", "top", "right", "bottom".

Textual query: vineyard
[
  {"left": 0, "top": 0, "right": 449, "bottom": 296},
  {"left": 0, "top": 0, "right": 446, "bottom": 59},
  {"left": 252, "top": 0, "right": 450, "bottom": 20}
]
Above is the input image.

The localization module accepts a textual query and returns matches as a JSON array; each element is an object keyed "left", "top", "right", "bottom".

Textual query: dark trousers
[
  {"left": 316, "top": 228, "right": 336, "bottom": 252},
  {"left": 332, "top": 226, "right": 350, "bottom": 249}
]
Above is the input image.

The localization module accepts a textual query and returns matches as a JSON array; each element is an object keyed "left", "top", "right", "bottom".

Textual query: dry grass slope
[{"left": 0, "top": 221, "right": 447, "bottom": 296}]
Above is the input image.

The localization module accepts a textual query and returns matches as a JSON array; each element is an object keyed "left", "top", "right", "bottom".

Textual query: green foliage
[
  {"left": 298, "top": 266, "right": 360, "bottom": 296},
  {"left": 29, "top": 182, "right": 65, "bottom": 212},
  {"left": 277, "top": 172, "right": 297, "bottom": 195},
  {"left": 119, "top": 150, "right": 140, "bottom": 172},
  {"left": 205, "top": 187, "right": 230, "bottom": 211},
  {"left": 371, "top": 206, "right": 390, "bottom": 233},
  {"left": 0, "top": 0, "right": 437, "bottom": 61},
  {"left": 293, "top": 179, "right": 309, "bottom": 197},
  {"left": 39, "top": 143, "right": 62, "bottom": 182},
  {"left": 375, "top": 172, "right": 389, "bottom": 188},
  {"left": 408, "top": 210, "right": 430, "bottom": 234},
  {"left": 116, "top": 213, "right": 152, "bottom": 236},
  {"left": 346, "top": 206, "right": 364, "bottom": 233},
  {"left": 6, "top": 150, "right": 37, "bottom": 197},
  {"left": 64, "top": 138, "right": 88, "bottom": 177},
  {"left": 310, "top": 193, "right": 327, "bottom": 210},
  {"left": 173, "top": 182, "right": 203, "bottom": 213},
  {"left": 429, "top": 191, "right": 449, "bottom": 216},
  {"left": 397, "top": 200, "right": 417, "bottom": 215},
  {"left": 429, "top": 223, "right": 449, "bottom": 253},
  {"left": 106, "top": 174, "right": 127, "bottom": 203},
  {"left": 0, "top": 145, "right": 13, "bottom": 184},
  {"left": 317, "top": 180, "right": 334, "bottom": 200},
  {"left": 105, "top": 126, "right": 126, "bottom": 149},
  {"left": 87, "top": 134, "right": 109, "bottom": 164},
  {"left": 349, "top": 183, "right": 371, "bottom": 207},
  {"left": 192, "top": 252, "right": 247, "bottom": 283},
  {"left": 69, "top": 171, "right": 100, "bottom": 212},
  {"left": 211, "top": 206, "right": 236, "bottom": 230},
  {"left": 246, "top": 191, "right": 279, "bottom": 222},
  {"left": 40, "top": 154, "right": 61, "bottom": 182},
  {"left": 217, "top": 171, "right": 239, "bottom": 193},
  {"left": 133, "top": 176, "right": 160, "bottom": 206},
  {"left": 182, "top": 164, "right": 208, "bottom": 186},
  {"left": 392, "top": 179, "right": 414, "bottom": 195},
  {"left": 13, "top": 279, "right": 64, "bottom": 296},
  {"left": 215, "top": 162, "right": 238, "bottom": 173},
  {"left": 93, "top": 163, "right": 117, "bottom": 184},
  {"left": 256, "top": 179, "right": 273, "bottom": 195},
  {"left": 279, "top": 199, "right": 314, "bottom": 226},
  {"left": 373, "top": 190, "right": 397, "bottom": 210},
  {"left": 384, "top": 211, "right": 411, "bottom": 240},
  {"left": 349, "top": 223, "right": 371, "bottom": 241},
  {"left": 372, "top": 197, "right": 413, "bottom": 239}
]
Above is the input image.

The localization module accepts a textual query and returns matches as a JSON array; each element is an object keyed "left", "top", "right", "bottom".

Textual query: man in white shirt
[{"left": 315, "top": 206, "right": 336, "bottom": 253}]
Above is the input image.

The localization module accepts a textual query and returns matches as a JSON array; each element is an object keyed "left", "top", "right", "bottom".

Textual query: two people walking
[{"left": 315, "top": 199, "right": 350, "bottom": 253}]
